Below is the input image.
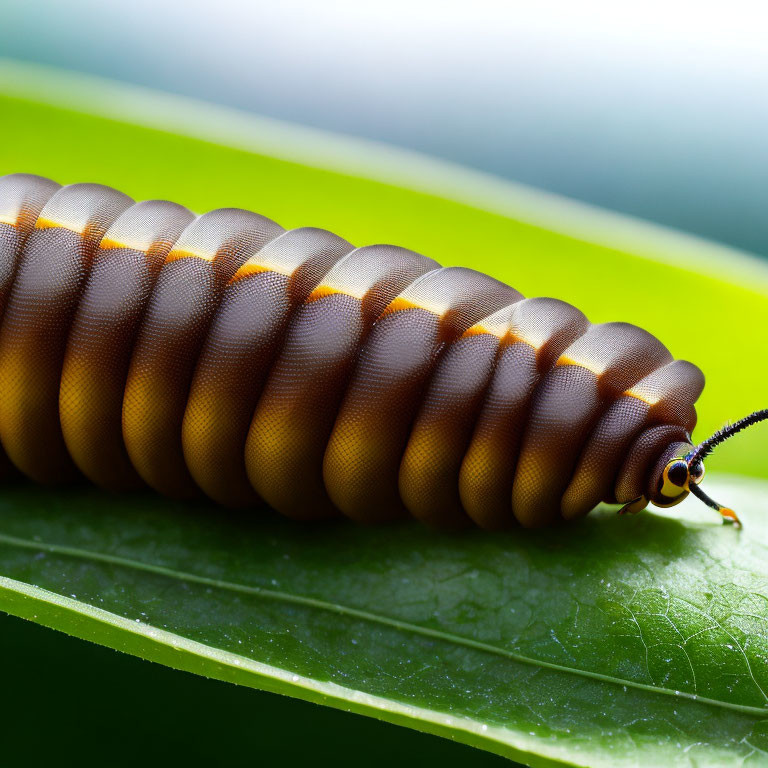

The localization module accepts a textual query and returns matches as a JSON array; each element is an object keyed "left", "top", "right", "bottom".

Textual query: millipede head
[{"left": 625, "top": 409, "right": 768, "bottom": 527}]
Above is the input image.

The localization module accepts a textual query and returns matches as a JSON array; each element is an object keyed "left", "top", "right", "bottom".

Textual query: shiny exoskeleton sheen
[{"left": 0, "top": 174, "right": 704, "bottom": 528}]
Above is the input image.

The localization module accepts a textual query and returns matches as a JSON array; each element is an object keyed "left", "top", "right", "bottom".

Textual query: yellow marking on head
[
  {"left": 35, "top": 215, "right": 84, "bottom": 234},
  {"left": 0, "top": 214, "right": 18, "bottom": 227},
  {"left": 659, "top": 457, "right": 691, "bottom": 501}
]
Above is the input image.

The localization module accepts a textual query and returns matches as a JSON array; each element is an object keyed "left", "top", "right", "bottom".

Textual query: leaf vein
[{"left": 1, "top": 531, "right": 766, "bottom": 717}]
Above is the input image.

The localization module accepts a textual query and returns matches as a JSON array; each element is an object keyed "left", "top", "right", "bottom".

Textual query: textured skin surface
[{"left": 0, "top": 174, "right": 706, "bottom": 527}]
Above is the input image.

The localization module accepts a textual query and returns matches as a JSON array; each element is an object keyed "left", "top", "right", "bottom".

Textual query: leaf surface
[{"left": 2, "top": 482, "right": 768, "bottom": 766}]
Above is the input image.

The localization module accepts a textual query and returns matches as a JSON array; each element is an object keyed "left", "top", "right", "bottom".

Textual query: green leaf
[
  {"left": 1, "top": 60, "right": 768, "bottom": 766},
  {"left": 2, "top": 481, "right": 768, "bottom": 766}
]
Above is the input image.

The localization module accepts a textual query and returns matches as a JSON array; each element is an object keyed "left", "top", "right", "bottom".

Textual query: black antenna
[
  {"left": 688, "top": 481, "right": 740, "bottom": 526},
  {"left": 687, "top": 409, "right": 768, "bottom": 466},
  {"left": 684, "top": 409, "right": 768, "bottom": 526}
]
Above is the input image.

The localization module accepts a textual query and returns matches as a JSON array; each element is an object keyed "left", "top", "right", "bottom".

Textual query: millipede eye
[
  {"left": 659, "top": 458, "right": 691, "bottom": 500},
  {"left": 689, "top": 460, "right": 705, "bottom": 485},
  {"left": 667, "top": 461, "right": 689, "bottom": 487}
]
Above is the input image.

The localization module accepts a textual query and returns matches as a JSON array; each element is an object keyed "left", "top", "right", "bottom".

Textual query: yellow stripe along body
[{"left": 0, "top": 174, "right": 705, "bottom": 527}]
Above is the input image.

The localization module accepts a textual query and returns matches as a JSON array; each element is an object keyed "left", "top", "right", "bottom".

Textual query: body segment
[{"left": 0, "top": 174, "right": 707, "bottom": 527}]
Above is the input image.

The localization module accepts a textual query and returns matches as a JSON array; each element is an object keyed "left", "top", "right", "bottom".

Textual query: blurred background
[
  {"left": 3, "top": 0, "right": 768, "bottom": 256},
  {"left": 1, "top": 1, "right": 767, "bottom": 765}
]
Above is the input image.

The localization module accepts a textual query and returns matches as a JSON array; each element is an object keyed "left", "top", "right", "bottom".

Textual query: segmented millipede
[{"left": 0, "top": 173, "right": 761, "bottom": 528}]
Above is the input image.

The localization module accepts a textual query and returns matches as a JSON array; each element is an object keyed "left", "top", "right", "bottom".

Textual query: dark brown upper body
[{"left": 0, "top": 173, "right": 705, "bottom": 527}]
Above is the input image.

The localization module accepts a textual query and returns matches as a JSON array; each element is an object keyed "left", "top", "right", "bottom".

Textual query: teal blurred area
[{"left": 1, "top": 0, "right": 767, "bottom": 255}]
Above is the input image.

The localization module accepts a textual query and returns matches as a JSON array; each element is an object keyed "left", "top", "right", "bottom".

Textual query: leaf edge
[{"left": 0, "top": 574, "right": 579, "bottom": 768}]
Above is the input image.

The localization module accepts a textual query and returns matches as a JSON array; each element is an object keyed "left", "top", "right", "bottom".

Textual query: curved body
[{"left": 0, "top": 173, "right": 705, "bottom": 527}]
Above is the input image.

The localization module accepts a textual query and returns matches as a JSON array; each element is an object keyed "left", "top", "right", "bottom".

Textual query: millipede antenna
[{"left": 684, "top": 409, "right": 768, "bottom": 526}]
